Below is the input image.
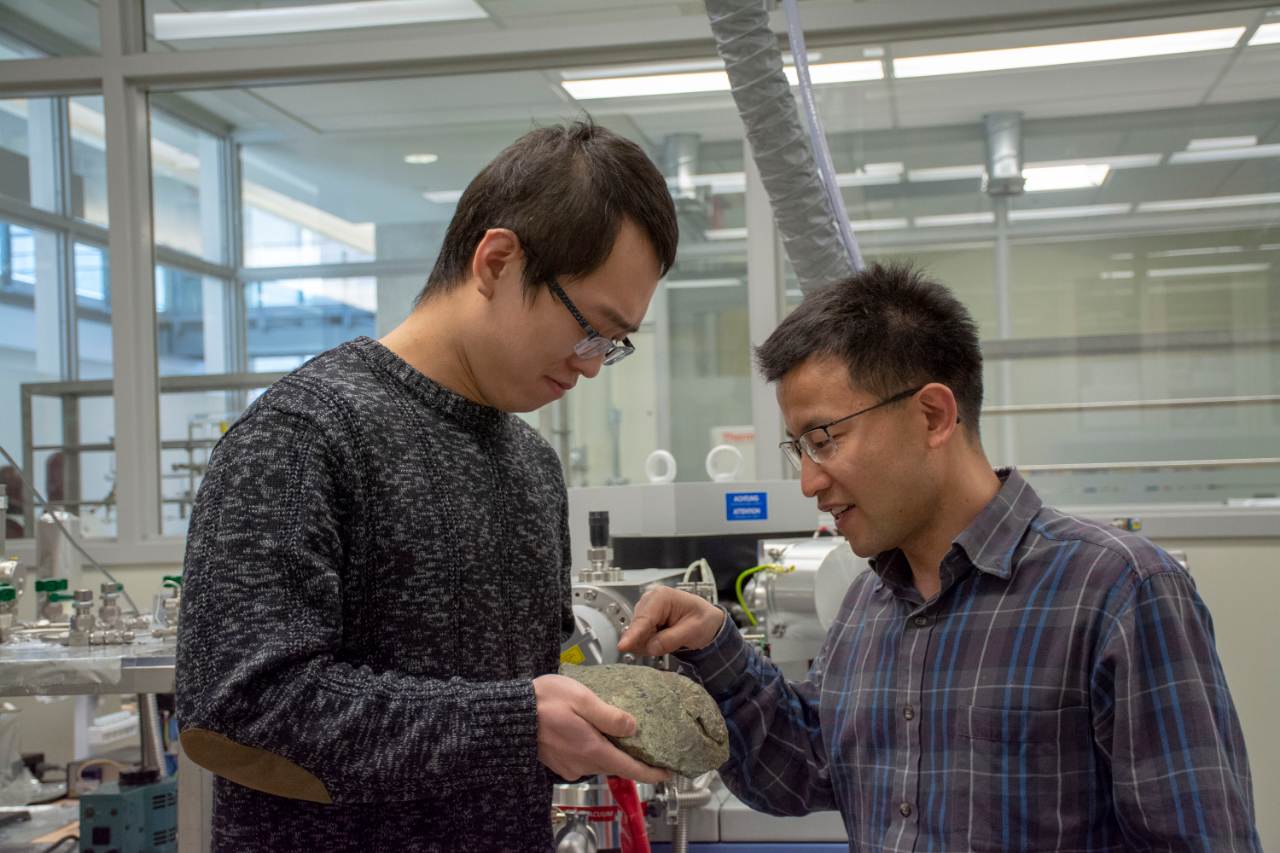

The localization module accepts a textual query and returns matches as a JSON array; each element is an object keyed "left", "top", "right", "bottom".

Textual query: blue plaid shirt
[{"left": 676, "top": 469, "right": 1259, "bottom": 852}]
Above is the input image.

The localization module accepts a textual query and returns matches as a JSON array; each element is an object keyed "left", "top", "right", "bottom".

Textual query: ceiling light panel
[
  {"left": 561, "top": 61, "right": 882, "bottom": 100},
  {"left": 1147, "top": 263, "right": 1270, "bottom": 277},
  {"left": 836, "top": 162, "right": 904, "bottom": 187},
  {"left": 1248, "top": 22, "right": 1280, "bottom": 46},
  {"left": 914, "top": 212, "right": 995, "bottom": 227},
  {"left": 893, "top": 27, "right": 1245, "bottom": 78},
  {"left": 1187, "top": 136, "right": 1258, "bottom": 151},
  {"left": 562, "top": 53, "right": 822, "bottom": 81},
  {"left": 423, "top": 190, "right": 463, "bottom": 204},
  {"left": 562, "top": 70, "right": 730, "bottom": 100},
  {"left": 905, "top": 165, "right": 986, "bottom": 183},
  {"left": 851, "top": 218, "right": 909, "bottom": 231},
  {"left": 1008, "top": 203, "right": 1131, "bottom": 221},
  {"left": 1022, "top": 164, "right": 1110, "bottom": 192},
  {"left": 705, "top": 227, "right": 748, "bottom": 241},
  {"left": 154, "top": 0, "right": 488, "bottom": 40},
  {"left": 904, "top": 156, "right": 1155, "bottom": 186},
  {"left": 1026, "top": 154, "right": 1161, "bottom": 170},
  {"left": 1137, "top": 193, "right": 1280, "bottom": 212},
  {"left": 1169, "top": 143, "right": 1280, "bottom": 165}
]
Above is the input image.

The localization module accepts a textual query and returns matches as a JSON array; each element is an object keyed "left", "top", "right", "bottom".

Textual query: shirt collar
[
  {"left": 869, "top": 468, "right": 1043, "bottom": 591},
  {"left": 952, "top": 468, "right": 1043, "bottom": 580}
]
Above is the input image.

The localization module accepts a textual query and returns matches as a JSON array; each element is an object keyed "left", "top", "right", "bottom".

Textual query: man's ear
[
  {"left": 918, "top": 383, "right": 960, "bottom": 449},
  {"left": 470, "top": 228, "right": 522, "bottom": 299}
]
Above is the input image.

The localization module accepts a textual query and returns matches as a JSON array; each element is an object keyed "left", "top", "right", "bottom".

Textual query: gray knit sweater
[{"left": 176, "top": 336, "right": 571, "bottom": 852}]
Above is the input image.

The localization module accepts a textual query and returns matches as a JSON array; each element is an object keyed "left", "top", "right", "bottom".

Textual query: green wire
[{"left": 735, "top": 564, "right": 774, "bottom": 626}]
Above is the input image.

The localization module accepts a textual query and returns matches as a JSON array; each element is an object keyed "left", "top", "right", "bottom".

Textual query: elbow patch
[{"left": 180, "top": 728, "right": 333, "bottom": 804}]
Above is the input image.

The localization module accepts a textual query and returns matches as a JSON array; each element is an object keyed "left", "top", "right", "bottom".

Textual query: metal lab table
[
  {"left": 0, "top": 639, "right": 175, "bottom": 698},
  {"left": 0, "top": 637, "right": 209, "bottom": 852}
]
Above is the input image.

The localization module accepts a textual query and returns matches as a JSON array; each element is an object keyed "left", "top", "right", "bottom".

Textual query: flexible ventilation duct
[{"left": 704, "top": 0, "right": 861, "bottom": 291}]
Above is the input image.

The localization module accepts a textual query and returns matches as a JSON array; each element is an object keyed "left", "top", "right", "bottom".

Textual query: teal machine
[{"left": 79, "top": 769, "right": 177, "bottom": 853}]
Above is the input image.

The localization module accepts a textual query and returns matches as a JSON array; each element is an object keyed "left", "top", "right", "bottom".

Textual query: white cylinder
[
  {"left": 644, "top": 450, "right": 677, "bottom": 484},
  {"left": 36, "top": 511, "right": 81, "bottom": 581},
  {"left": 774, "top": 538, "right": 868, "bottom": 629},
  {"left": 705, "top": 444, "right": 743, "bottom": 483}
]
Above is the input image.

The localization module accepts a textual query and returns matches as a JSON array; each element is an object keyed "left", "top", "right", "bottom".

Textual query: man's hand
[
  {"left": 617, "top": 587, "right": 726, "bottom": 658},
  {"left": 532, "top": 674, "right": 671, "bottom": 785}
]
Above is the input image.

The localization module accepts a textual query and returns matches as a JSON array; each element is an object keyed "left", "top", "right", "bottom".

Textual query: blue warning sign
[{"left": 725, "top": 491, "right": 768, "bottom": 522}]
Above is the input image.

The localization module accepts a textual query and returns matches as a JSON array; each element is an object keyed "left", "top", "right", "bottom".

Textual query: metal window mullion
[
  {"left": 227, "top": 140, "right": 248, "bottom": 376},
  {"left": 652, "top": 281, "right": 672, "bottom": 455},
  {"left": 58, "top": 231, "right": 79, "bottom": 382},
  {"left": 53, "top": 95, "right": 81, "bottom": 382},
  {"left": 992, "top": 195, "right": 1018, "bottom": 467},
  {"left": 101, "top": 0, "right": 161, "bottom": 545},
  {"left": 153, "top": 245, "right": 235, "bottom": 281},
  {"left": 238, "top": 258, "right": 434, "bottom": 282},
  {"left": 745, "top": 141, "right": 785, "bottom": 481}
]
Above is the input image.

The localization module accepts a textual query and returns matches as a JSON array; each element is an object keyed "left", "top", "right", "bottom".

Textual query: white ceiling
[
  {"left": 3, "top": 0, "right": 1279, "bottom": 236},
  {"left": 175, "top": 6, "right": 1280, "bottom": 227}
]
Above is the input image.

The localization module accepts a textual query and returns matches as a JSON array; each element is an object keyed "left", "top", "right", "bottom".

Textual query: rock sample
[{"left": 561, "top": 664, "right": 729, "bottom": 776}]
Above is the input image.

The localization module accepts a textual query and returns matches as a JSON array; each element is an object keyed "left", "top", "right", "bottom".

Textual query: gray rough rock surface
[{"left": 562, "top": 664, "right": 729, "bottom": 776}]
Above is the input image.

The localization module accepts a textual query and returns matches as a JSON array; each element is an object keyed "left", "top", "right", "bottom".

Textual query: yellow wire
[{"left": 735, "top": 563, "right": 794, "bottom": 626}]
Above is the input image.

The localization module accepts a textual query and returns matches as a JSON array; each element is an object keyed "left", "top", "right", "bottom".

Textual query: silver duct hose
[
  {"left": 781, "top": 0, "right": 862, "bottom": 271},
  {"left": 672, "top": 814, "right": 690, "bottom": 852},
  {"left": 138, "top": 692, "right": 169, "bottom": 777},
  {"left": 704, "top": 0, "right": 861, "bottom": 292}
]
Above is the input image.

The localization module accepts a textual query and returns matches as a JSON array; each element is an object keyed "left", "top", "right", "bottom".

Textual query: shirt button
[
  {"left": 913, "top": 615, "right": 929, "bottom": 627},
  {"left": 904, "top": 705, "right": 915, "bottom": 720},
  {"left": 899, "top": 802, "right": 913, "bottom": 817}
]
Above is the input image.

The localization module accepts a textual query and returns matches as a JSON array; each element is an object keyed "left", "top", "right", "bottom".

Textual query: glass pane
[
  {"left": 74, "top": 242, "right": 112, "bottom": 379},
  {"left": 0, "top": 221, "right": 62, "bottom": 540},
  {"left": 75, "top": 403, "right": 117, "bottom": 538},
  {"left": 798, "top": 8, "right": 1280, "bottom": 508},
  {"left": 0, "top": 226, "right": 115, "bottom": 538},
  {"left": 1009, "top": 230, "right": 1279, "bottom": 339},
  {"left": 157, "top": 266, "right": 223, "bottom": 376},
  {"left": 0, "top": 31, "right": 45, "bottom": 61},
  {"left": 0, "top": 5, "right": 101, "bottom": 56},
  {"left": 564, "top": 322, "right": 660, "bottom": 487},
  {"left": 242, "top": 188, "right": 374, "bottom": 267},
  {"left": 70, "top": 96, "right": 109, "bottom": 226},
  {"left": 160, "top": 387, "right": 268, "bottom": 537},
  {"left": 183, "top": 61, "right": 755, "bottom": 484},
  {"left": 981, "top": 346, "right": 1280, "bottom": 505},
  {"left": 245, "top": 278, "right": 376, "bottom": 371},
  {"left": 666, "top": 255, "right": 752, "bottom": 484},
  {"left": 152, "top": 110, "right": 225, "bottom": 262},
  {"left": 0, "top": 97, "right": 57, "bottom": 215}
]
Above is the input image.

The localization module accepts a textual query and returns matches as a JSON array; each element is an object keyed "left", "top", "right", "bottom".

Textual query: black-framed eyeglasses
[
  {"left": 546, "top": 278, "right": 635, "bottom": 366},
  {"left": 779, "top": 386, "right": 923, "bottom": 471}
]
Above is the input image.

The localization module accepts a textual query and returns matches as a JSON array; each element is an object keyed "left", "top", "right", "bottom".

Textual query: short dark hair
[
  {"left": 755, "top": 262, "right": 984, "bottom": 434},
  {"left": 418, "top": 119, "right": 678, "bottom": 303}
]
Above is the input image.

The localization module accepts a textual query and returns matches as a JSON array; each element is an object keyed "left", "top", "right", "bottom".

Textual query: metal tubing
[
  {"left": 138, "top": 692, "right": 168, "bottom": 777},
  {"left": 1019, "top": 457, "right": 1280, "bottom": 473},
  {"left": 983, "top": 394, "right": 1280, "bottom": 416}
]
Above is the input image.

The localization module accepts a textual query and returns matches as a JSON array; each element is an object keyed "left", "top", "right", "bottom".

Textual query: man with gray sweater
[{"left": 176, "top": 121, "right": 678, "bottom": 852}]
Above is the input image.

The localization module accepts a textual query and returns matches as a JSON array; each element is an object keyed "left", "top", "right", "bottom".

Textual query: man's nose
[
  {"left": 799, "top": 454, "right": 830, "bottom": 498},
  {"left": 569, "top": 352, "right": 604, "bottom": 379}
]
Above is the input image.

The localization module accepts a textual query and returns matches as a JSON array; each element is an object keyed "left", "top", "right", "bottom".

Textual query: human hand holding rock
[{"left": 532, "top": 673, "right": 672, "bottom": 784}]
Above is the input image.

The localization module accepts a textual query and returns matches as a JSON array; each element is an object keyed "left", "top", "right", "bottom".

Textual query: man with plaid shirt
[{"left": 621, "top": 263, "right": 1259, "bottom": 852}]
